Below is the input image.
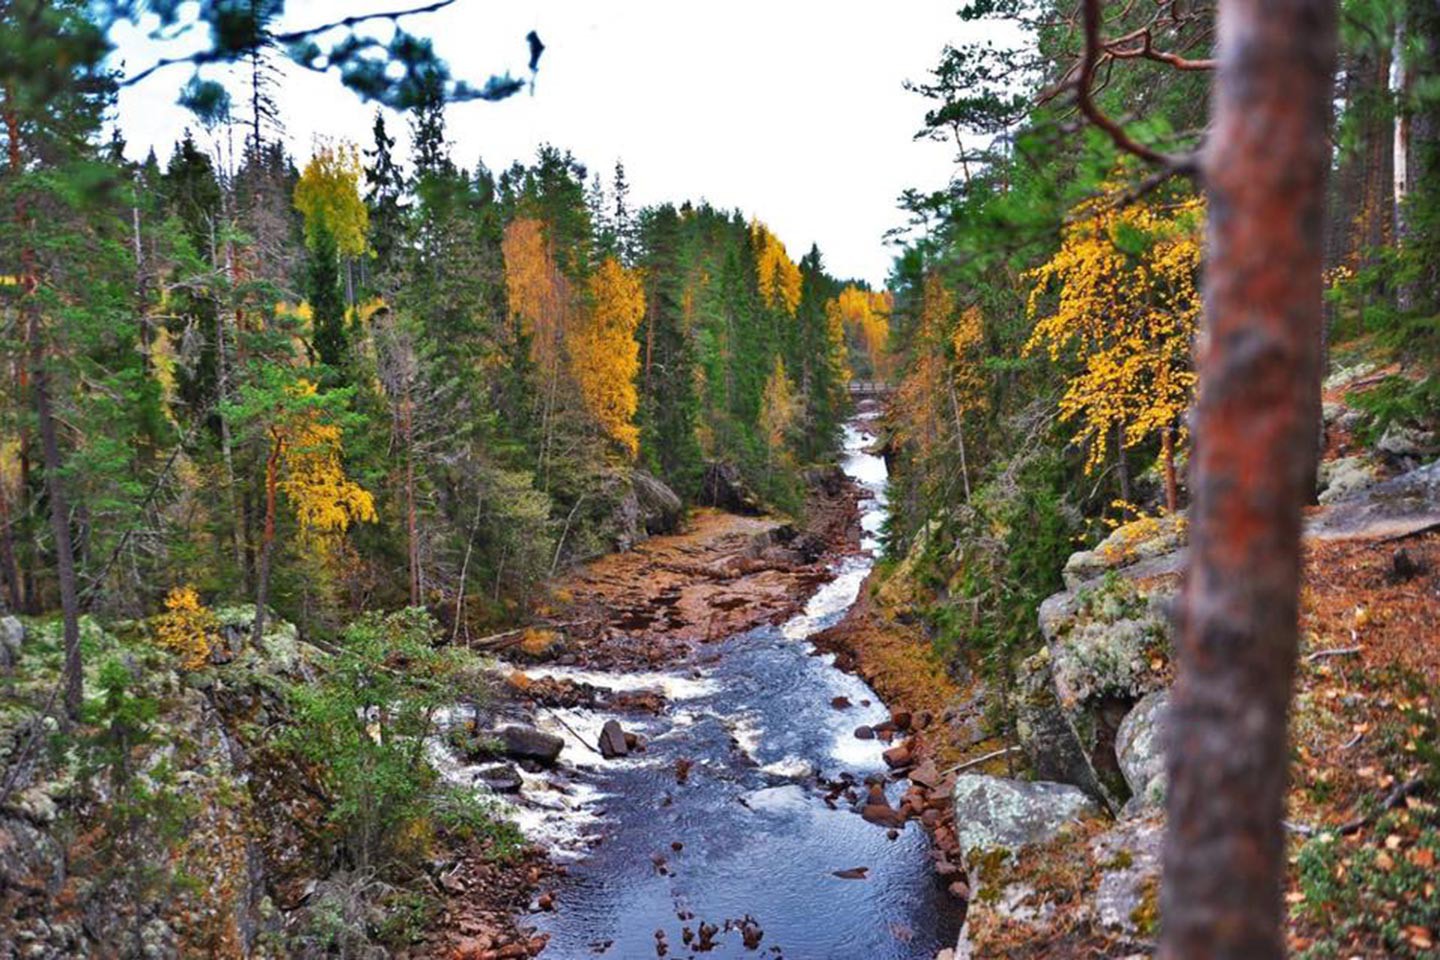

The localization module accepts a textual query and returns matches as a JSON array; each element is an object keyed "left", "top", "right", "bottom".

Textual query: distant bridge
[{"left": 847, "top": 380, "right": 894, "bottom": 399}]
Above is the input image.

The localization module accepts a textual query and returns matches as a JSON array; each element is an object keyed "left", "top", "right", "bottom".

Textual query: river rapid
[{"left": 442, "top": 406, "right": 961, "bottom": 958}]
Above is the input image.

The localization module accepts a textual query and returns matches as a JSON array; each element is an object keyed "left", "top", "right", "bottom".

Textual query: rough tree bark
[{"left": 1160, "top": 1, "right": 1336, "bottom": 957}]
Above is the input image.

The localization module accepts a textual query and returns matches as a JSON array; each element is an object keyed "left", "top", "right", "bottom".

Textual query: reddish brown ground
[{"left": 540, "top": 493, "right": 860, "bottom": 669}]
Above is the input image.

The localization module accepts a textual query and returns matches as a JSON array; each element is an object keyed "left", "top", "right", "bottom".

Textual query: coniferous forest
[{"left": 3, "top": 1, "right": 1440, "bottom": 958}]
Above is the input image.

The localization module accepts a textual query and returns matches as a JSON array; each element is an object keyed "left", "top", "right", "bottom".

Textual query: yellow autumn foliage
[
  {"left": 278, "top": 380, "right": 378, "bottom": 537},
  {"left": 828, "top": 285, "right": 892, "bottom": 379},
  {"left": 751, "top": 221, "right": 802, "bottom": 315},
  {"left": 153, "top": 585, "right": 217, "bottom": 669},
  {"left": 570, "top": 258, "right": 644, "bottom": 456},
  {"left": 758, "top": 355, "right": 801, "bottom": 454},
  {"left": 502, "top": 217, "right": 570, "bottom": 374},
  {"left": 293, "top": 142, "right": 369, "bottom": 257},
  {"left": 1025, "top": 191, "right": 1203, "bottom": 472}
]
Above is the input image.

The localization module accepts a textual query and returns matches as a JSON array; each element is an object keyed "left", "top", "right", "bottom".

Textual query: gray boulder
[
  {"left": 1012, "top": 648, "right": 1122, "bottom": 811},
  {"left": 632, "top": 470, "right": 684, "bottom": 535},
  {"left": 1317, "top": 456, "right": 1379, "bottom": 505},
  {"left": 498, "top": 725, "right": 564, "bottom": 765},
  {"left": 1115, "top": 690, "right": 1170, "bottom": 809},
  {"left": 1090, "top": 817, "right": 1163, "bottom": 937},
  {"left": 1377, "top": 423, "right": 1436, "bottom": 462},
  {"left": 1014, "top": 575, "right": 1173, "bottom": 811},
  {"left": 598, "top": 719, "right": 630, "bottom": 759},
  {"left": 0, "top": 615, "right": 23, "bottom": 668},
  {"left": 952, "top": 774, "right": 1098, "bottom": 879},
  {"left": 700, "top": 461, "right": 764, "bottom": 515}
]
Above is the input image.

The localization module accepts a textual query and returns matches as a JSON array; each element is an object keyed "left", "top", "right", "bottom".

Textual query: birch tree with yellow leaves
[
  {"left": 1024, "top": 192, "right": 1203, "bottom": 512},
  {"left": 571, "top": 257, "right": 644, "bottom": 456}
]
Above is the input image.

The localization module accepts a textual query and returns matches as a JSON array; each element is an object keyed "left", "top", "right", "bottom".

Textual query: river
[{"left": 443, "top": 406, "right": 961, "bottom": 958}]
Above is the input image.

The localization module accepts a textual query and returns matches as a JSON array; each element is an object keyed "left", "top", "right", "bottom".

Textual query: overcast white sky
[{"left": 108, "top": 1, "right": 980, "bottom": 285}]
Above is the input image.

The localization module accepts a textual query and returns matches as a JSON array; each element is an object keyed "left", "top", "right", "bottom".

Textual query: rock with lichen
[
  {"left": 1115, "top": 690, "right": 1170, "bottom": 811},
  {"left": 1014, "top": 573, "right": 1174, "bottom": 810}
]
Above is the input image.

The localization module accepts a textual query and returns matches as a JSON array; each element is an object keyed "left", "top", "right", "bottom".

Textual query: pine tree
[{"left": 307, "top": 218, "right": 347, "bottom": 375}]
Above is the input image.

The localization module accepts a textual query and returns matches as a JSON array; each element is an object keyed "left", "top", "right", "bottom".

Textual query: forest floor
[{"left": 433, "top": 481, "right": 866, "bottom": 958}]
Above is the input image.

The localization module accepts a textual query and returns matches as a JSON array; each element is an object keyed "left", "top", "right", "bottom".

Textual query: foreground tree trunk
[{"left": 1161, "top": 1, "right": 1336, "bottom": 957}]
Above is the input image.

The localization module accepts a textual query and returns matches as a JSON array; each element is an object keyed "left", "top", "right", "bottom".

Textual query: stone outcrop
[
  {"left": 1014, "top": 567, "right": 1174, "bottom": 811},
  {"left": 1115, "top": 690, "right": 1170, "bottom": 811},
  {"left": 951, "top": 775, "right": 1098, "bottom": 878}
]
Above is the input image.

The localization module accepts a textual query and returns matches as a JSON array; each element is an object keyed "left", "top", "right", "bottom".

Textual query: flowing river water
[{"left": 441, "top": 407, "right": 961, "bottom": 958}]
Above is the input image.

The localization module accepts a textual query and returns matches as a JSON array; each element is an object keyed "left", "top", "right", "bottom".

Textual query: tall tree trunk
[
  {"left": 0, "top": 478, "right": 20, "bottom": 612},
  {"left": 4, "top": 100, "right": 37, "bottom": 615},
  {"left": 1161, "top": 1, "right": 1336, "bottom": 957},
  {"left": 1394, "top": 9, "right": 1415, "bottom": 312},
  {"left": 215, "top": 220, "right": 247, "bottom": 587},
  {"left": 251, "top": 429, "right": 282, "bottom": 650},
  {"left": 402, "top": 389, "right": 420, "bottom": 607},
  {"left": 1116, "top": 421, "right": 1132, "bottom": 504},
  {"left": 1161, "top": 425, "right": 1179, "bottom": 514},
  {"left": 8, "top": 97, "right": 83, "bottom": 718},
  {"left": 946, "top": 378, "right": 972, "bottom": 502},
  {"left": 27, "top": 265, "right": 83, "bottom": 720}
]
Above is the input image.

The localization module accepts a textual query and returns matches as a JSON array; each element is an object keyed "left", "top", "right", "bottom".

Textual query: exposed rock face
[
  {"left": 498, "top": 725, "right": 564, "bottom": 765},
  {"left": 1376, "top": 423, "right": 1437, "bottom": 465},
  {"left": 1115, "top": 690, "right": 1170, "bottom": 810},
  {"left": 1089, "top": 817, "right": 1163, "bottom": 937},
  {"left": 1317, "top": 456, "right": 1379, "bottom": 505},
  {"left": 1012, "top": 647, "right": 1118, "bottom": 807},
  {"left": 699, "top": 461, "right": 764, "bottom": 515},
  {"left": 951, "top": 775, "right": 1098, "bottom": 879},
  {"left": 1014, "top": 572, "right": 1173, "bottom": 811},
  {"left": 1308, "top": 459, "right": 1440, "bottom": 540},
  {"left": 1062, "top": 513, "right": 1186, "bottom": 592}
]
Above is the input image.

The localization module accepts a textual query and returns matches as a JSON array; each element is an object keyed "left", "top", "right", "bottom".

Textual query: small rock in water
[
  {"left": 882, "top": 742, "right": 912, "bottom": 769},
  {"left": 832, "top": 866, "right": 869, "bottom": 880},
  {"left": 674, "top": 757, "right": 694, "bottom": 784},
  {"left": 862, "top": 803, "right": 904, "bottom": 828},
  {"left": 598, "top": 719, "right": 630, "bottom": 759},
  {"left": 474, "top": 763, "right": 524, "bottom": 794},
  {"left": 831, "top": 695, "right": 852, "bottom": 710},
  {"left": 739, "top": 916, "right": 764, "bottom": 949},
  {"left": 891, "top": 709, "right": 912, "bottom": 730},
  {"left": 853, "top": 724, "right": 875, "bottom": 740}
]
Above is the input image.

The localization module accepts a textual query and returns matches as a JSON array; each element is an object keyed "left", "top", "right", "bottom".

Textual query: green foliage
[
  {"left": 284, "top": 608, "right": 505, "bottom": 873},
  {"left": 1295, "top": 813, "right": 1440, "bottom": 959}
]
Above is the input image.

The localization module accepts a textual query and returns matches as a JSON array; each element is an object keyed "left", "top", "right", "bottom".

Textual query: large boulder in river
[
  {"left": 598, "top": 719, "right": 630, "bottom": 759},
  {"left": 498, "top": 725, "right": 564, "bottom": 765},
  {"left": 952, "top": 775, "right": 1098, "bottom": 881},
  {"left": 1115, "top": 689, "right": 1170, "bottom": 810},
  {"left": 700, "top": 462, "right": 764, "bottom": 515}
]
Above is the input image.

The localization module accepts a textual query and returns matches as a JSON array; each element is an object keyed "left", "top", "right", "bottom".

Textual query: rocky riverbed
[{"left": 435, "top": 404, "right": 967, "bottom": 958}]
